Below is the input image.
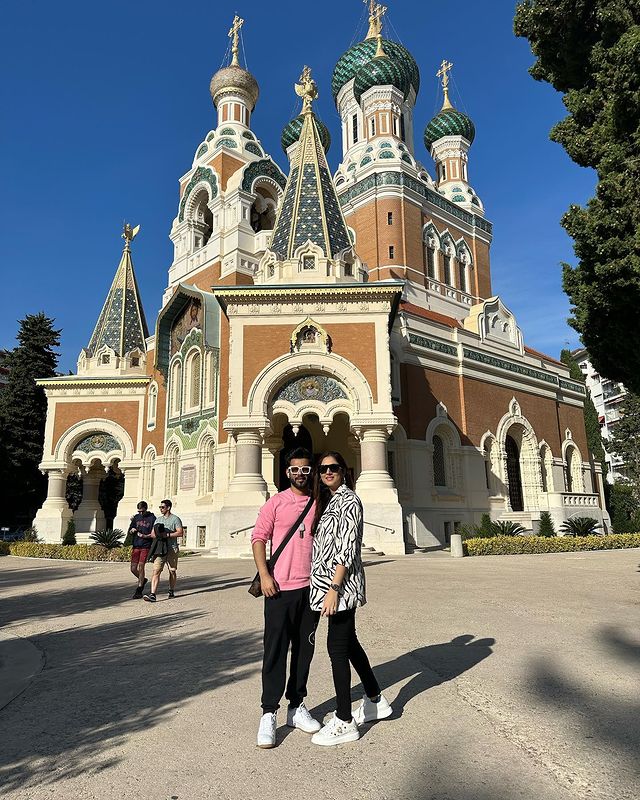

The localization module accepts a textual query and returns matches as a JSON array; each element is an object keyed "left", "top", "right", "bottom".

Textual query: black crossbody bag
[{"left": 248, "top": 496, "right": 314, "bottom": 598}]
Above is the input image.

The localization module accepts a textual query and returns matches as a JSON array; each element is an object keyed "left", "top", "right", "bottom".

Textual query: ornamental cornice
[
  {"left": 214, "top": 283, "right": 403, "bottom": 302},
  {"left": 38, "top": 377, "right": 150, "bottom": 391}
]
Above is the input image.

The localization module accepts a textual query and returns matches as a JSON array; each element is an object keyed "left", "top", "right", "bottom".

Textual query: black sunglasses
[{"left": 318, "top": 463, "right": 342, "bottom": 475}]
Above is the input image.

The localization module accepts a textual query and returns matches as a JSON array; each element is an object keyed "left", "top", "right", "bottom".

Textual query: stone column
[
  {"left": 75, "top": 465, "right": 106, "bottom": 535},
  {"left": 263, "top": 435, "right": 281, "bottom": 496},
  {"left": 228, "top": 430, "right": 268, "bottom": 494},
  {"left": 355, "top": 428, "right": 395, "bottom": 492},
  {"left": 33, "top": 468, "right": 73, "bottom": 543}
]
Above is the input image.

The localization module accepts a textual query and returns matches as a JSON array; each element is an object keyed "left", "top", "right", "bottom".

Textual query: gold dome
[{"left": 209, "top": 65, "right": 259, "bottom": 110}]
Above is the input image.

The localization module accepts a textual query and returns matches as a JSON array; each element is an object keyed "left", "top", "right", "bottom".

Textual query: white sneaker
[
  {"left": 257, "top": 712, "right": 277, "bottom": 748},
  {"left": 353, "top": 693, "right": 393, "bottom": 726},
  {"left": 311, "top": 713, "right": 360, "bottom": 746},
  {"left": 287, "top": 702, "right": 321, "bottom": 733}
]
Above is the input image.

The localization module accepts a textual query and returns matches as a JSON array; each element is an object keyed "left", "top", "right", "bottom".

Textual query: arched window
[
  {"left": 206, "top": 351, "right": 218, "bottom": 407},
  {"left": 191, "top": 190, "right": 213, "bottom": 249},
  {"left": 458, "top": 257, "right": 467, "bottom": 292},
  {"left": 565, "top": 445, "right": 583, "bottom": 493},
  {"left": 170, "top": 361, "right": 182, "bottom": 416},
  {"left": 540, "top": 444, "right": 553, "bottom": 493},
  {"left": 188, "top": 351, "right": 202, "bottom": 409},
  {"left": 165, "top": 445, "right": 179, "bottom": 497},
  {"left": 443, "top": 250, "right": 453, "bottom": 286},
  {"left": 432, "top": 435, "right": 446, "bottom": 487},
  {"left": 505, "top": 434, "right": 524, "bottom": 512},
  {"left": 142, "top": 447, "right": 156, "bottom": 500},
  {"left": 147, "top": 383, "right": 158, "bottom": 429}
]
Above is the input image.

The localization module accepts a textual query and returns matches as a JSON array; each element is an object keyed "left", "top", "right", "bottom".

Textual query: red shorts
[{"left": 131, "top": 547, "right": 150, "bottom": 566}]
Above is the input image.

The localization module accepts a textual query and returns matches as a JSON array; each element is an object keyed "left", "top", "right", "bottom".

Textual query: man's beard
[{"left": 290, "top": 475, "right": 309, "bottom": 491}]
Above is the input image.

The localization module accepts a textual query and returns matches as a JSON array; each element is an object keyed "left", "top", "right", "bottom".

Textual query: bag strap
[{"left": 268, "top": 495, "right": 314, "bottom": 568}]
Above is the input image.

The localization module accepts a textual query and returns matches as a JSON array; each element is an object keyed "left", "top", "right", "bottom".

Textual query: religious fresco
[{"left": 170, "top": 298, "right": 202, "bottom": 357}]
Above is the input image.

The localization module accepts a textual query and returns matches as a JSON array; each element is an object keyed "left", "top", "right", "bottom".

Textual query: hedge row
[
  {"left": 0, "top": 541, "right": 10, "bottom": 556},
  {"left": 9, "top": 543, "right": 134, "bottom": 562},
  {"left": 464, "top": 533, "right": 640, "bottom": 556}
]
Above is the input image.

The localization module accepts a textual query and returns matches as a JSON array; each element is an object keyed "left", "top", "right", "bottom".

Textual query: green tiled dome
[
  {"left": 281, "top": 114, "right": 331, "bottom": 154},
  {"left": 353, "top": 54, "right": 410, "bottom": 103},
  {"left": 332, "top": 38, "right": 420, "bottom": 102},
  {"left": 423, "top": 108, "right": 475, "bottom": 150}
]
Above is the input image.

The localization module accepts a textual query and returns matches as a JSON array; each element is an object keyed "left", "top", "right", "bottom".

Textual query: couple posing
[{"left": 251, "top": 447, "right": 392, "bottom": 748}]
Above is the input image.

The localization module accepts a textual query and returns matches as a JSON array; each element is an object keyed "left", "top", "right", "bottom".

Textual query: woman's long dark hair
[{"left": 312, "top": 451, "right": 353, "bottom": 533}]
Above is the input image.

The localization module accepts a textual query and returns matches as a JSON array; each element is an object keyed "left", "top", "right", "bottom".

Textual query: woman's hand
[{"left": 321, "top": 588, "right": 339, "bottom": 617}]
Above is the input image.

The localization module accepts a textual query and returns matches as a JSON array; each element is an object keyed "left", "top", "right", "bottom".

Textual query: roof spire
[
  {"left": 228, "top": 14, "right": 244, "bottom": 67},
  {"left": 436, "top": 58, "right": 454, "bottom": 110},
  {"left": 375, "top": 32, "right": 386, "bottom": 58},
  {"left": 365, "top": 1, "right": 387, "bottom": 40},
  {"left": 86, "top": 224, "right": 149, "bottom": 359},
  {"left": 294, "top": 66, "right": 318, "bottom": 114}
]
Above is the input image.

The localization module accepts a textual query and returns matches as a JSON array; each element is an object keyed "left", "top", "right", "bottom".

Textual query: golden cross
[
  {"left": 122, "top": 222, "right": 140, "bottom": 250},
  {"left": 366, "top": 2, "right": 387, "bottom": 39},
  {"left": 295, "top": 65, "right": 318, "bottom": 114},
  {"left": 436, "top": 59, "right": 454, "bottom": 109},
  {"left": 228, "top": 15, "right": 244, "bottom": 66}
]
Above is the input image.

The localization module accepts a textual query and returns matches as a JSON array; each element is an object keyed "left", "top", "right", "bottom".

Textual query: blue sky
[{"left": 0, "top": 0, "right": 595, "bottom": 371}]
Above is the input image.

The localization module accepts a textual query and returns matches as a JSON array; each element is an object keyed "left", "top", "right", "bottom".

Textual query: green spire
[{"left": 86, "top": 224, "right": 149, "bottom": 357}]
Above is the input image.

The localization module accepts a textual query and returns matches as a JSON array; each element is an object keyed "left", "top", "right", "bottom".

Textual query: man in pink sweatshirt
[{"left": 251, "top": 446, "right": 321, "bottom": 748}]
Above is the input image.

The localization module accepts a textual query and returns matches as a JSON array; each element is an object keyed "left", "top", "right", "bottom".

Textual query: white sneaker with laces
[
  {"left": 311, "top": 713, "right": 360, "bottom": 746},
  {"left": 353, "top": 693, "right": 393, "bottom": 726},
  {"left": 257, "top": 712, "right": 277, "bottom": 749},
  {"left": 287, "top": 702, "right": 321, "bottom": 733}
]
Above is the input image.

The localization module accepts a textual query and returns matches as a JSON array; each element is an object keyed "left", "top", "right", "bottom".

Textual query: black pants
[
  {"left": 327, "top": 609, "right": 381, "bottom": 722},
  {"left": 261, "top": 586, "right": 320, "bottom": 713}
]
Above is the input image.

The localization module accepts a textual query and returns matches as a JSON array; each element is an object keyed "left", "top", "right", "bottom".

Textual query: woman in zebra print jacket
[{"left": 308, "top": 451, "right": 392, "bottom": 747}]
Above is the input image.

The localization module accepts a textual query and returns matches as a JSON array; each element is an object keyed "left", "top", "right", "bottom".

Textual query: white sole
[
  {"left": 311, "top": 731, "right": 360, "bottom": 746},
  {"left": 257, "top": 743, "right": 275, "bottom": 749}
]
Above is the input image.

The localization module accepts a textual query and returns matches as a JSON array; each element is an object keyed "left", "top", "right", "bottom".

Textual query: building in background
[
  {"left": 573, "top": 347, "right": 627, "bottom": 483},
  {"left": 33, "top": 4, "right": 610, "bottom": 552}
]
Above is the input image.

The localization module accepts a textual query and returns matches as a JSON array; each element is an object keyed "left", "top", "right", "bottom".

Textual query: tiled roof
[
  {"left": 86, "top": 245, "right": 148, "bottom": 357},
  {"left": 332, "top": 37, "right": 420, "bottom": 102},
  {"left": 270, "top": 113, "right": 352, "bottom": 260},
  {"left": 424, "top": 108, "right": 476, "bottom": 150},
  {"left": 399, "top": 302, "right": 462, "bottom": 329}
]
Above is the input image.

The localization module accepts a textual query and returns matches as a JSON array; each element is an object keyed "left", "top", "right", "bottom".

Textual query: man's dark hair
[
  {"left": 137, "top": 501, "right": 148, "bottom": 510},
  {"left": 285, "top": 447, "right": 312, "bottom": 467},
  {"left": 161, "top": 499, "right": 173, "bottom": 510}
]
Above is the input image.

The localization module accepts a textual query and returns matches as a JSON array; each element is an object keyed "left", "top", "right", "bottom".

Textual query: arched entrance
[
  {"left": 279, "top": 423, "right": 313, "bottom": 490},
  {"left": 505, "top": 434, "right": 524, "bottom": 512}
]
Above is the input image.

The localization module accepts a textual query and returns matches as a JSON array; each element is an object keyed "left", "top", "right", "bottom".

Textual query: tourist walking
[
  {"left": 251, "top": 447, "right": 321, "bottom": 749},
  {"left": 128, "top": 501, "right": 156, "bottom": 599},
  {"left": 143, "top": 499, "right": 183, "bottom": 603},
  {"left": 309, "top": 451, "right": 392, "bottom": 747}
]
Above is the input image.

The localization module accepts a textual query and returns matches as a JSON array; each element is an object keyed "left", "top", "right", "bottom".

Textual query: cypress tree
[
  {"left": 610, "top": 392, "right": 640, "bottom": 500},
  {"left": 0, "top": 314, "right": 61, "bottom": 526},
  {"left": 537, "top": 511, "right": 556, "bottom": 537}
]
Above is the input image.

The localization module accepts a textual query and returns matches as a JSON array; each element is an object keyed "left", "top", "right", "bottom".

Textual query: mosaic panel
[
  {"left": 75, "top": 433, "right": 121, "bottom": 453},
  {"left": 274, "top": 375, "right": 348, "bottom": 404},
  {"left": 216, "top": 137, "right": 238, "bottom": 149},
  {"left": 408, "top": 333, "right": 457, "bottom": 356},
  {"left": 245, "top": 142, "right": 263, "bottom": 156},
  {"left": 241, "top": 159, "right": 287, "bottom": 193},
  {"left": 559, "top": 379, "right": 586, "bottom": 394},
  {"left": 178, "top": 167, "right": 218, "bottom": 222},
  {"left": 242, "top": 131, "right": 255, "bottom": 140},
  {"left": 196, "top": 143, "right": 208, "bottom": 158},
  {"left": 219, "top": 128, "right": 236, "bottom": 135},
  {"left": 379, "top": 151, "right": 394, "bottom": 159},
  {"left": 463, "top": 348, "right": 558, "bottom": 384}
]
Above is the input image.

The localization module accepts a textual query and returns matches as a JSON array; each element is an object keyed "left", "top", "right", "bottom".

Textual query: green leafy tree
[
  {"left": 608, "top": 482, "right": 640, "bottom": 532},
  {"left": 610, "top": 392, "right": 640, "bottom": 497},
  {"left": 560, "top": 349, "right": 608, "bottom": 478},
  {"left": 515, "top": 2, "right": 640, "bottom": 394},
  {"left": 537, "top": 511, "right": 556, "bottom": 536},
  {"left": 0, "top": 314, "right": 61, "bottom": 526}
]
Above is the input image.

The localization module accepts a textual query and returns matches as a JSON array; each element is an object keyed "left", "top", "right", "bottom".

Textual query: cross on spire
[
  {"left": 436, "top": 59, "right": 454, "bottom": 110},
  {"left": 228, "top": 14, "right": 244, "bottom": 66},
  {"left": 121, "top": 222, "right": 140, "bottom": 252},
  {"left": 295, "top": 66, "right": 318, "bottom": 114},
  {"left": 365, "top": 1, "right": 387, "bottom": 39}
]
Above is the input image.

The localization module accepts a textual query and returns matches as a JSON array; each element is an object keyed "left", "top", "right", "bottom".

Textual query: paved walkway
[{"left": 0, "top": 549, "right": 638, "bottom": 800}]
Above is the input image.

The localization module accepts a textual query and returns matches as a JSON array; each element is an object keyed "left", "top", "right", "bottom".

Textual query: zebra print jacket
[{"left": 309, "top": 484, "right": 366, "bottom": 612}]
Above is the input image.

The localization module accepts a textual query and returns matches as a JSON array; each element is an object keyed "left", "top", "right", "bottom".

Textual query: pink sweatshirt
[{"left": 251, "top": 490, "right": 316, "bottom": 591}]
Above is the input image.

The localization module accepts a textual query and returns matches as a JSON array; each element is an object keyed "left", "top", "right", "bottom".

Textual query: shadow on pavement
[
  {"left": 0, "top": 611, "right": 261, "bottom": 792},
  {"left": 528, "top": 624, "right": 639, "bottom": 768},
  {"left": 307, "top": 634, "right": 495, "bottom": 727},
  {"left": 0, "top": 563, "right": 87, "bottom": 590},
  {"left": 0, "top": 572, "right": 248, "bottom": 627}
]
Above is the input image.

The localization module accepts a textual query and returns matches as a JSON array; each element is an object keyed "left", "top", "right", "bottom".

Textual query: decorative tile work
[
  {"left": 424, "top": 108, "right": 476, "bottom": 150},
  {"left": 245, "top": 142, "right": 263, "bottom": 156},
  {"left": 463, "top": 348, "right": 558, "bottom": 384},
  {"left": 196, "top": 143, "right": 208, "bottom": 158},
  {"left": 274, "top": 375, "right": 348, "bottom": 404},
  {"left": 74, "top": 433, "right": 121, "bottom": 453},
  {"left": 379, "top": 151, "right": 394, "bottom": 159},
  {"left": 401, "top": 153, "right": 413, "bottom": 164},
  {"left": 166, "top": 416, "right": 217, "bottom": 451},
  {"left": 338, "top": 170, "right": 492, "bottom": 234},
  {"left": 215, "top": 137, "right": 238, "bottom": 149},
  {"left": 281, "top": 113, "right": 330, "bottom": 154},
  {"left": 452, "top": 195, "right": 466, "bottom": 202},
  {"left": 379, "top": 142, "right": 392, "bottom": 148},
  {"left": 353, "top": 54, "right": 409, "bottom": 103},
  {"left": 219, "top": 128, "right": 236, "bottom": 135},
  {"left": 559, "top": 379, "right": 586, "bottom": 394},
  {"left": 206, "top": 132, "right": 215, "bottom": 142},
  {"left": 242, "top": 131, "right": 255, "bottom": 140},
  {"left": 360, "top": 156, "right": 372, "bottom": 166},
  {"left": 331, "top": 37, "right": 420, "bottom": 101},
  {"left": 178, "top": 167, "right": 218, "bottom": 222},
  {"left": 408, "top": 333, "right": 457, "bottom": 356},
  {"left": 241, "top": 158, "right": 287, "bottom": 193}
]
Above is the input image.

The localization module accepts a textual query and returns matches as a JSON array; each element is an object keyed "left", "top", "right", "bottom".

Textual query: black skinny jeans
[{"left": 327, "top": 608, "right": 380, "bottom": 722}]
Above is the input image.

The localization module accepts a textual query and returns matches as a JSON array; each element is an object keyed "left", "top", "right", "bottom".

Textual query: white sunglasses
[{"left": 287, "top": 466, "right": 312, "bottom": 475}]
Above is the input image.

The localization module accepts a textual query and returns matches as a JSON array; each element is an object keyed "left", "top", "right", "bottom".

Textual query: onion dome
[
  {"left": 281, "top": 113, "right": 331, "bottom": 154},
  {"left": 353, "top": 45, "right": 410, "bottom": 104},
  {"left": 331, "top": 38, "right": 420, "bottom": 103},
  {"left": 209, "top": 64, "right": 259, "bottom": 110},
  {"left": 424, "top": 108, "right": 475, "bottom": 150}
]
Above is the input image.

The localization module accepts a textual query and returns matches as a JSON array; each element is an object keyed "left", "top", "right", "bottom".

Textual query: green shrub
[
  {"left": 62, "top": 519, "right": 76, "bottom": 546},
  {"left": 537, "top": 511, "right": 556, "bottom": 537},
  {"left": 22, "top": 526, "right": 41, "bottom": 543},
  {"left": 9, "top": 542, "right": 133, "bottom": 562},
  {"left": 464, "top": 533, "right": 640, "bottom": 556},
  {"left": 491, "top": 520, "right": 527, "bottom": 536},
  {"left": 460, "top": 513, "right": 496, "bottom": 540},
  {"left": 609, "top": 483, "right": 640, "bottom": 533},
  {"left": 89, "top": 528, "right": 125, "bottom": 549},
  {"left": 0, "top": 541, "right": 10, "bottom": 556},
  {"left": 559, "top": 516, "right": 602, "bottom": 536}
]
